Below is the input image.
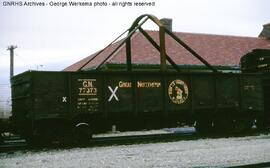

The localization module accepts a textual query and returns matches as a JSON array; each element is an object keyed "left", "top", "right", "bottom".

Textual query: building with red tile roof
[{"left": 64, "top": 23, "right": 270, "bottom": 72}]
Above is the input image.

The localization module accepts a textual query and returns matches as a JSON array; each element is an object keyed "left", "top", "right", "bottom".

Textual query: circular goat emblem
[{"left": 168, "top": 79, "right": 189, "bottom": 104}]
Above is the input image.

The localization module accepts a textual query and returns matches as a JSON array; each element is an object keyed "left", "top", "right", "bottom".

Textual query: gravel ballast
[{"left": 1, "top": 134, "right": 270, "bottom": 168}]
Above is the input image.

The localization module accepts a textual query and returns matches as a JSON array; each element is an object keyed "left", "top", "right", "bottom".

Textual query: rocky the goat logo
[{"left": 168, "top": 79, "right": 189, "bottom": 104}]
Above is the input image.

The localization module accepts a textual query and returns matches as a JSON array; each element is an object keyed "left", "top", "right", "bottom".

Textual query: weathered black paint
[
  {"left": 11, "top": 70, "right": 264, "bottom": 141},
  {"left": 241, "top": 49, "right": 270, "bottom": 127},
  {"left": 241, "top": 49, "right": 270, "bottom": 73}
]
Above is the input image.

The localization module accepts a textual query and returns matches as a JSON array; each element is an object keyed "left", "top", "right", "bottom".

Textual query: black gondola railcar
[
  {"left": 11, "top": 70, "right": 264, "bottom": 144},
  {"left": 7, "top": 14, "right": 266, "bottom": 144}
]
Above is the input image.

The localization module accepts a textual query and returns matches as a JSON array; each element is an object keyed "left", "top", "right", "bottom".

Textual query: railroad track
[
  {"left": 1, "top": 127, "right": 269, "bottom": 152},
  {"left": 1, "top": 129, "right": 270, "bottom": 167},
  {"left": 0, "top": 130, "right": 194, "bottom": 152}
]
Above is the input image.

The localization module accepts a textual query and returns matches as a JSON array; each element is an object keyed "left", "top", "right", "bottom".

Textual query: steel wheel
[{"left": 74, "top": 123, "right": 92, "bottom": 145}]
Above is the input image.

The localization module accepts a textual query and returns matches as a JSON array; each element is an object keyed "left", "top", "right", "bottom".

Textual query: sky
[{"left": 0, "top": 0, "right": 270, "bottom": 85}]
